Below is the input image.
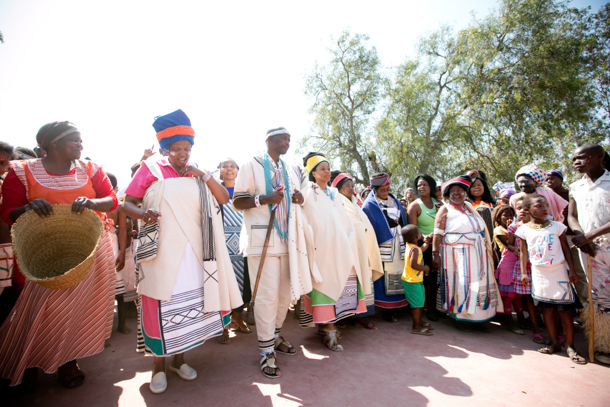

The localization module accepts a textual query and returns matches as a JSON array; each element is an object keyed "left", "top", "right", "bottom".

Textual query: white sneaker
[
  {"left": 149, "top": 371, "right": 167, "bottom": 394},
  {"left": 168, "top": 363, "right": 197, "bottom": 381}
]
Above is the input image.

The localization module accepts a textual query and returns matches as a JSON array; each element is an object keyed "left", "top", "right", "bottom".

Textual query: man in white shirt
[
  {"left": 232, "top": 127, "right": 309, "bottom": 378},
  {"left": 568, "top": 143, "right": 610, "bottom": 365}
]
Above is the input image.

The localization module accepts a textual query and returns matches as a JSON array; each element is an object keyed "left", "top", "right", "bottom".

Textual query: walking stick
[
  {"left": 248, "top": 208, "right": 276, "bottom": 314},
  {"left": 587, "top": 254, "right": 595, "bottom": 363}
]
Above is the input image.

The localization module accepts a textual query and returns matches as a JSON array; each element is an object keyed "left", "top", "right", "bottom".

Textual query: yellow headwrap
[{"left": 305, "top": 155, "right": 328, "bottom": 174}]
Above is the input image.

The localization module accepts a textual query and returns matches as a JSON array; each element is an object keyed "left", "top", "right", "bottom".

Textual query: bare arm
[
  {"left": 407, "top": 201, "right": 421, "bottom": 227},
  {"left": 559, "top": 231, "right": 578, "bottom": 284},
  {"left": 410, "top": 246, "right": 430, "bottom": 273},
  {"left": 497, "top": 235, "right": 509, "bottom": 249},
  {"left": 506, "top": 231, "right": 518, "bottom": 254},
  {"left": 123, "top": 196, "right": 146, "bottom": 220},
  {"left": 178, "top": 166, "right": 230, "bottom": 204},
  {"left": 205, "top": 177, "right": 230, "bottom": 205},
  {"left": 233, "top": 190, "right": 285, "bottom": 210},
  {"left": 519, "top": 237, "right": 530, "bottom": 286},
  {"left": 431, "top": 206, "right": 448, "bottom": 271},
  {"left": 116, "top": 205, "right": 127, "bottom": 271},
  {"left": 568, "top": 195, "right": 596, "bottom": 256}
]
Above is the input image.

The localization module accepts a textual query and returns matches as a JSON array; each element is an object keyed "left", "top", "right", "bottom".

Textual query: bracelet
[
  {"left": 254, "top": 195, "right": 261, "bottom": 208},
  {"left": 202, "top": 170, "right": 213, "bottom": 182}
]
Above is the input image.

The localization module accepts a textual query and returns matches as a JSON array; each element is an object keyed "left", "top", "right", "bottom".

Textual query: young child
[
  {"left": 515, "top": 194, "right": 586, "bottom": 364},
  {"left": 507, "top": 196, "right": 544, "bottom": 343},
  {"left": 401, "top": 225, "right": 433, "bottom": 335},
  {"left": 492, "top": 204, "right": 525, "bottom": 335}
]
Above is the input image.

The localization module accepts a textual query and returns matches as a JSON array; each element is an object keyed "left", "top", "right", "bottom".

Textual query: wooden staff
[
  {"left": 249, "top": 209, "right": 276, "bottom": 312},
  {"left": 587, "top": 255, "right": 595, "bottom": 362}
]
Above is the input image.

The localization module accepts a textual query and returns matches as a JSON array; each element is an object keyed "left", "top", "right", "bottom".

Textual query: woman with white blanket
[
  {"left": 331, "top": 170, "right": 383, "bottom": 330},
  {"left": 299, "top": 153, "right": 367, "bottom": 351},
  {"left": 123, "top": 110, "right": 242, "bottom": 394},
  {"left": 431, "top": 175, "right": 502, "bottom": 331}
]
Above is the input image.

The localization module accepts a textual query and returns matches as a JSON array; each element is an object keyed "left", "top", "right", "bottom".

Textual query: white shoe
[
  {"left": 168, "top": 363, "right": 197, "bottom": 381},
  {"left": 149, "top": 372, "right": 167, "bottom": 394}
]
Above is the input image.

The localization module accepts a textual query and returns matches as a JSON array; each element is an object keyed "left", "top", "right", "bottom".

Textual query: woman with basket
[
  {"left": 123, "top": 110, "right": 242, "bottom": 394},
  {"left": 0, "top": 121, "right": 118, "bottom": 388}
]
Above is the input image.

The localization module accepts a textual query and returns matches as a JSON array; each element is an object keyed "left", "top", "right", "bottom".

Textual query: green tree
[
  {"left": 301, "top": 30, "right": 383, "bottom": 185},
  {"left": 376, "top": 26, "right": 466, "bottom": 189},
  {"left": 306, "top": 1, "right": 609, "bottom": 189},
  {"left": 377, "top": 0, "right": 607, "bottom": 187}
]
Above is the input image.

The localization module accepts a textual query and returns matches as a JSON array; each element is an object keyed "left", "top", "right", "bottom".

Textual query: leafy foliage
[{"left": 303, "top": 0, "right": 610, "bottom": 191}]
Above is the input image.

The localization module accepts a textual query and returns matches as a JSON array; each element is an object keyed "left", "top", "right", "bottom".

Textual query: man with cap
[{"left": 232, "top": 127, "right": 313, "bottom": 378}]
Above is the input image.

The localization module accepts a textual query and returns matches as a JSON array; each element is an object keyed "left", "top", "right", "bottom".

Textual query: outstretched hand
[{"left": 143, "top": 145, "right": 156, "bottom": 160}]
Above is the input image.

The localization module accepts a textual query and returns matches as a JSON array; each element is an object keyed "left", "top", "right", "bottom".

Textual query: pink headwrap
[{"left": 332, "top": 173, "right": 352, "bottom": 188}]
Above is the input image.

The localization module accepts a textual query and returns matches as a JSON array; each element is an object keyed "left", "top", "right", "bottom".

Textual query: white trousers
[{"left": 248, "top": 255, "right": 291, "bottom": 354}]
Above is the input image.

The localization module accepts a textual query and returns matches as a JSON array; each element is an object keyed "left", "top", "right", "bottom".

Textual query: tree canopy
[{"left": 302, "top": 0, "right": 610, "bottom": 192}]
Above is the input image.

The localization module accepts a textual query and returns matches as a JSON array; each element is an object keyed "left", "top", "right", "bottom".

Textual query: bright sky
[{"left": 0, "top": 0, "right": 604, "bottom": 187}]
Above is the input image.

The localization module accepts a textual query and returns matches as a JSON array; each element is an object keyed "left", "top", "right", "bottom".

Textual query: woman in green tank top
[{"left": 407, "top": 174, "right": 439, "bottom": 321}]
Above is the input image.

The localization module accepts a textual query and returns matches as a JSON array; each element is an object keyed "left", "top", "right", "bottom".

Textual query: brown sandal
[
  {"left": 230, "top": 319, "right": 252, "bottom": 334},
  {"left": 274, "top": 336, "right": 297, "bottom": 355}
]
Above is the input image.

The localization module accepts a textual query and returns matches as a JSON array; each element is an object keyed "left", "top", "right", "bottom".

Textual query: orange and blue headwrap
[{"left": 153, "top": 109, "right": 195, "bottom": 152}]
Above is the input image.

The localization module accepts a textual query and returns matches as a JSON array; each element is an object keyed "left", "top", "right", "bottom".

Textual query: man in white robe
[{"left": 232, "top": 127, "right": 311, "bottom": 378}]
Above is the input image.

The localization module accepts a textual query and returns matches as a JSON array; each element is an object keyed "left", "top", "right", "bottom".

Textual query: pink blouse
[{"left": 125, "top": 158, "right": 193, "bottom": 198}]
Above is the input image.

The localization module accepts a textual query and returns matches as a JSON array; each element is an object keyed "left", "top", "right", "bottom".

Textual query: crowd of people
[{"left": 0, "top": 110, "right": 608, "bottom": 395}]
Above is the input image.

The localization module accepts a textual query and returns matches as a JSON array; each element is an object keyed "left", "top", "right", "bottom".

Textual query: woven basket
[{"left": 12, "top": 204, "right": 104, "bottom": 290}]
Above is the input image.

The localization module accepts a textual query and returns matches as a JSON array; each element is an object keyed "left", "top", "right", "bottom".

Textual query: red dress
[{"left": 0, "top": 159, "right": 117, "bottom": 385}]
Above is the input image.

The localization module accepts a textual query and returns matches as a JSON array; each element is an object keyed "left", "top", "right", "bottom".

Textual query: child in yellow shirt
[{"left": 401, "top": 225, "right": 432, "bottom": 335}]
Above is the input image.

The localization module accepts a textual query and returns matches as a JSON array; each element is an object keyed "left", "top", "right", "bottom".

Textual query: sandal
[
  {"left": 538, "top": 345, "right": 560, "bottom": 355},
  {"left": 274, "top": 336, "right": 297, "bottom": 355},
  {"left": 323, "top": 329, "right": 343, "bottom": 352},
  {"left": 317, "top": 329, "right": 342, "bottom": 339},
  {"left": 216, "top": 329, "right": 231, "bottom": 345},
  {"left": 532, "top": 333, "right": 545, "bottom": 344},
  {"left": 508, "top": 326, "right": 525, "bottom": 335},
  {"left": 421, "top": 322, "right": 434, "bottom": 330},
  {"left": 260, "top": 353, "right": 281, "bottom": 379},
  {"left": 354, "top": 319, "right": 377, "bottom": 330},
  {"left": 411, "top": 327, "right": 433, "bottom": 336},
  {"left": 230, "top": 320, "right": 252, "bottom": 334},
  {"left": 58, "top": 360, "right": 85, "bottom": 389},
  {"left": 567, "top": 347, "right": 587, "bottom": 364}
]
